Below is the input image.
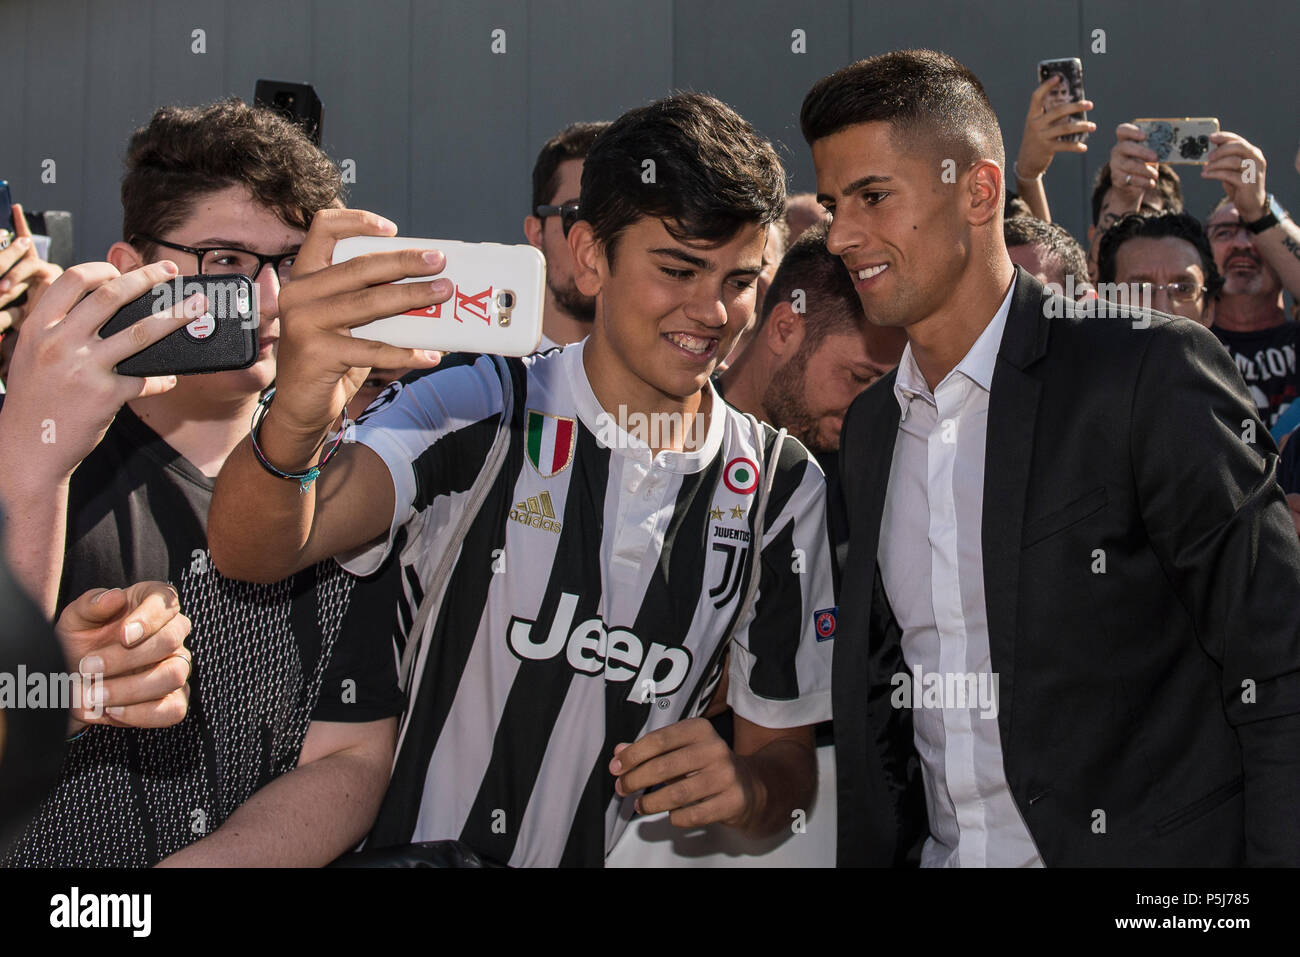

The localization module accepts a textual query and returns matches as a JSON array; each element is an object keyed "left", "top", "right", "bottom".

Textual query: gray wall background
[{"left": 1, "top": 0, "right": 1297, "bottom": 262}]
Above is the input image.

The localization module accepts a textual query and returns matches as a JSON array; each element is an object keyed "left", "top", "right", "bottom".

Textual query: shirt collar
[
  {"left": 565, "top": 338, "right": 725, "bottom": 473},
  {"left": 893, "top": 274, "right": 1017, "bottom": 412}
]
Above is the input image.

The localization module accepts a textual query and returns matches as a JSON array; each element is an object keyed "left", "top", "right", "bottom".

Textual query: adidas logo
[{"left": 509, "top": 491, "right": 563, "bottom": 534}]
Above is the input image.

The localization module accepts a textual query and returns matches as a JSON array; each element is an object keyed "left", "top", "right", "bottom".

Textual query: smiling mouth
[
  {"left": 663, "top": 331, "right": 718, "bottom": 359},
  {"left": 857, "top": 264, "right": 888, "bottom": 280},
  {"left": 1226, "top": 258, "right": 1259, "bottom": 270}
]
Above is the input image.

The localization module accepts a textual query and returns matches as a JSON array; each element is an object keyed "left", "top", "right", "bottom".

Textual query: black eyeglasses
[
  {"left": 132, "top": 234, "right": 299, "bottom": 283},
  {"left": 535, "top": 202, "right": 580, "bottom": 237}
]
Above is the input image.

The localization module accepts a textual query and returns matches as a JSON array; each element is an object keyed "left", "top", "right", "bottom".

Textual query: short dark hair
[
  {"left": 1004, "top": 192, "right": 1034, "bottom": 220},
  {"left": 1004, "top": 216, "right": 1089, "bottom": 289},
  {"left": 759, "top": 222, "right": 862, "bottom": 349},
  {"left": 800, "top": 49, "right": 1005, "bottom": 169},
  {"left": 579, "top": 92, "right": 786, "bottom": 266},
  {"left": 122, "top": 98, "right": 342, "bottom": 257},
  {"left": 1096, "top": 211, "right": 1223, "bottom": 296},
  {"left": 1090, "top": 161, "right": 1183, "bottom": 226},
  {"left": 530, "top": 121, "right": 609, "bottom": 212}
]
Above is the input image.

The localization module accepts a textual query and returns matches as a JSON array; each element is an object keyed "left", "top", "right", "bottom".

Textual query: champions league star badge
[{"left": 814, "top": 607, "right": 837, "bottom": 641}]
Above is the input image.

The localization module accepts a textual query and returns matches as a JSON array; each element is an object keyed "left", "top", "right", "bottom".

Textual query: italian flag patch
[{"left": 526, "top": 409, "right": 577, "bottom": 477}]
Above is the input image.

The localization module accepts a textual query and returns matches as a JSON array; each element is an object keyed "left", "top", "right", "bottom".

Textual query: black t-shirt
[
  {"left": 3, "top": 406, "right": 404, "bottom": 867},
  {"left": 1211, "top": 322, "right": 1300, "bottom": 429}
]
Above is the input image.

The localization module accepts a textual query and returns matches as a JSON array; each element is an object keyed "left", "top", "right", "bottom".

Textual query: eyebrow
[
  {"left": 817, "top": 175, "right": 893, "bottom": 205},
  {"left": 648, "top": 246, "right": 761, "bottom": 276},
  {"left": 194, "top": 237, "right": 302, "bottom": 252}
]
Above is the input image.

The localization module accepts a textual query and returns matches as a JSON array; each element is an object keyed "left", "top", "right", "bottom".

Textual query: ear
[
  {"left": 107, "top": 241, "right": 146, "bottom": 274},
  {"left": 568, "top": 220, "right": 604, "bottom": 297},
  {"left": 1086, "top": 224, "right": 1097, "bottom": 243},
  {"left": 766, "top": 301, "right": 806, "bottom": 360},
  {"left": 966, "top": 160, "right": 1002, "bottom": 228},
  {"left": 523, "top": 215, "right": 543, "bottom": 249}
]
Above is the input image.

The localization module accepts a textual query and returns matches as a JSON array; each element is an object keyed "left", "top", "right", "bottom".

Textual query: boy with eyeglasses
[{"left": 0, "top": 99, "right": 404, "bottom": 867}]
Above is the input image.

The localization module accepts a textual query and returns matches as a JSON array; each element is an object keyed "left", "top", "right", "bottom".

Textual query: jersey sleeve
[
  {"left": 726, "top": 440, "right": 835, "bottom": 729},
  {"left": 311, "top": 556, "right": 406, "bottom": 723},
  {"left": 335, "top": 357, "right": 508, "bottom": 577}
]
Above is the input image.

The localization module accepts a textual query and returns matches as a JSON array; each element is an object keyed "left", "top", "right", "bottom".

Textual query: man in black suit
[{"left": 803, "top": 49, "right": 1300, "bottom": 867}]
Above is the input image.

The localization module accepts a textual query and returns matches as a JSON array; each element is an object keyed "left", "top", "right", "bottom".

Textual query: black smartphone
[
  {"left": 1037, "top": 57, "right": 1088, "bottom": 144},
  {"left": 0, "top": 180, "right": 12, "bottom": 248},
  {"left": 98, "top": 274, "right": 258, "bottom": 376}
]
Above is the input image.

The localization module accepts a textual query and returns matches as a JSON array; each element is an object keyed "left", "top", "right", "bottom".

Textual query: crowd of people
[{"left": 0, "top": 46, "right": 1298, "bottom": 868}]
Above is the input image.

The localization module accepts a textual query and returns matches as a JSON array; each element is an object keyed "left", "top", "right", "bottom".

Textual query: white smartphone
[
  {"left": 331, "top": 236, "right": 545, "bottom": 355},
  {"left": 1132, "top": 117, "right": 1220, "bottom": 164}
]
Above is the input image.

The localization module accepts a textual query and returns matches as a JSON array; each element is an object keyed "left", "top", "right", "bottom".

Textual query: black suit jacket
[{"left": 834, "top": 267, "right": 1300, "bottom": 867}]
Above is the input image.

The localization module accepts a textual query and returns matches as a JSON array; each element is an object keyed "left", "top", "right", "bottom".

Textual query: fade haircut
[
  {"left": 1096, "top": 211, "right": 1223, "bottom": 296},
  {"left": 530, "top": 121, "right": 610, "bottom": 211},
  {"left": 760, "top": 222, "right": 863, "bottom": 349},
  {"left": 1004, "top": 216, "right": 1090, "bottom": 289},
  {"left": 122, "top": 98, "right": 342, "bottom": 258},
  {"left": 800, "top": 49, "right": 1006, "bottom": 171},
  {"left": 1090, "top": 161, "right": 1183, "bottom": 226},
  {"left": 579, "top": 92, "right": 786, "bottom": 267}
]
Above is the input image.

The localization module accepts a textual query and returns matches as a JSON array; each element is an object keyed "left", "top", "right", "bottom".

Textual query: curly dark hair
[
  {"left": 579, "top": 92, "right": 786, "bottom": 267},
  {"left": 1090, "top": 161, "right": 1183, "bottom": 227},
  {"left": 1096, "top": 211, "right": 1223, "bottom": 297},
  {"left": 122, "top": 98, "right": 343, "bottom": 256},
  {"left": 1004, "top": 215, "right": 1090, "bottom": 290}
]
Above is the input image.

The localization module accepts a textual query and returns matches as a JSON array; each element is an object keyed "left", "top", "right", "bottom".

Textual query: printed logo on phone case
[
  {"left": 185, "top": 313, "right": 217, "bottom": 340},
  {"left": 403, "top": 284, "right": 493, "bottom": 324}
]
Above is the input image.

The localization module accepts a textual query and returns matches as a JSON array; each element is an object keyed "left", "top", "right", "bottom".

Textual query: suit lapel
[{"left": 982, "top": 267, "right": 1053, "bottom": 747}]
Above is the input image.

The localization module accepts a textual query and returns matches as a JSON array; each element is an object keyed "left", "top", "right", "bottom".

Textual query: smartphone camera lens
[{"left": 496, "top": 290, "right": 515, "bottom": 326}]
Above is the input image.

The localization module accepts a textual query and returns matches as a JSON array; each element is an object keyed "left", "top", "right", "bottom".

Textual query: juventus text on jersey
[{"left": 339, "top": 340, "right": 834, "bottom": 866}]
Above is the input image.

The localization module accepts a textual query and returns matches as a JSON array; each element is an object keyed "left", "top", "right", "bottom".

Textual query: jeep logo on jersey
[
  {"left": 526, "top": 410, "right": 577, "bottom": 477},
  {"left": 723, "top": 457, "right": 759, "bottom": 494},
  {"left": 507, "top": 592, "right": 693, "bottom": 702}
]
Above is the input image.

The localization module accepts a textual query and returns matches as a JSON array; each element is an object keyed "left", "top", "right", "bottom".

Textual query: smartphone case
[
  {"left": 331, "top": 236, "right": 545, "bottom": 356},
  {"left": 1132, "top": 118, "right": 1220, "bottom": 164},
  {"left": 1037, "top": 57, "right": 1087, "bottom": 144},
  {"left": 98, "top": 274, "right": 258, "bottom": 376}
]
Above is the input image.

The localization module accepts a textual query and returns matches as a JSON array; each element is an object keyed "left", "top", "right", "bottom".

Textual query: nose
[
  {"left": 681, "top": 283, "right": 728, "bottom": 329},
  {"left": 825, "top": 212, "right": 861, "bottom": 261},
  {"left": 254, "top": 265, "right": 282, "bottom": 322}
]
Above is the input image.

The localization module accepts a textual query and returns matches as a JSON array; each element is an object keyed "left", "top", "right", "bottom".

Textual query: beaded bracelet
[{"left": 249, "top": 388, "right": 350, "bottom": 493}]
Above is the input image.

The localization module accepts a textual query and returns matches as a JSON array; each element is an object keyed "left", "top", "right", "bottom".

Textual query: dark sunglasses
[{"left": 535, "top": 202, "right": 580, "bottom": 237}]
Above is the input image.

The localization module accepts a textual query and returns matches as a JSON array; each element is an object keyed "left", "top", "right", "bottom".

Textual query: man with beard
[
  {"left": 524, "top": 122, "right": 610, "bottom": 350},
  {"left": 1202, "top": 129, "right": 1300, "bottom": 434},
  {"left": 717, "top": 222, "right": 906, "bottom": 557}
]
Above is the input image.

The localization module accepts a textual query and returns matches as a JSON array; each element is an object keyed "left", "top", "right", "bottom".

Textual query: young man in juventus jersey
[{"left": 209, "top": 93, "right": 836, "bottom": 866}]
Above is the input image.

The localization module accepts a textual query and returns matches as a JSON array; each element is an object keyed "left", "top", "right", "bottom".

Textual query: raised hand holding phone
[{"left": 259, "top": 208, "right": 451, "bottom": 463}]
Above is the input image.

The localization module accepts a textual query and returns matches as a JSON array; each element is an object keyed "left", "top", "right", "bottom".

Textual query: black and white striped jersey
[{"left": 340, "top": 340, "right": 835, "bottom": 866}]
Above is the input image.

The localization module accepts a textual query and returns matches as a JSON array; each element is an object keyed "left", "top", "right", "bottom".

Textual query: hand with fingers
[
  {"left": 259, "top": 208, "right": 452, "bottom": 470},
  {"left": 58, "top": 580, "right": 192, "bottom": 733},
  {"left": 0, "top": 204, "right": 62, "bottom": 335},
  {"left": 610, "top": 717, "right": 757, "bottom": 831},
  {"left": 1202, "top": 131, "right": 1268, "bottom": 220},
  {"left": 1107, "top": 123, "right": 1161, "bottom": 207},
  {"left": 0, "top": 258, "right": 208, "bottom": 482},
  {"left": 1016, "top": 77, "right": 1095, "bottom": 181}
]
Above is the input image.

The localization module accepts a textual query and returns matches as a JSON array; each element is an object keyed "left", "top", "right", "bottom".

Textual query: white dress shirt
[{"left": 877, "top": 276, "right": 1043, "bottom": 867}]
